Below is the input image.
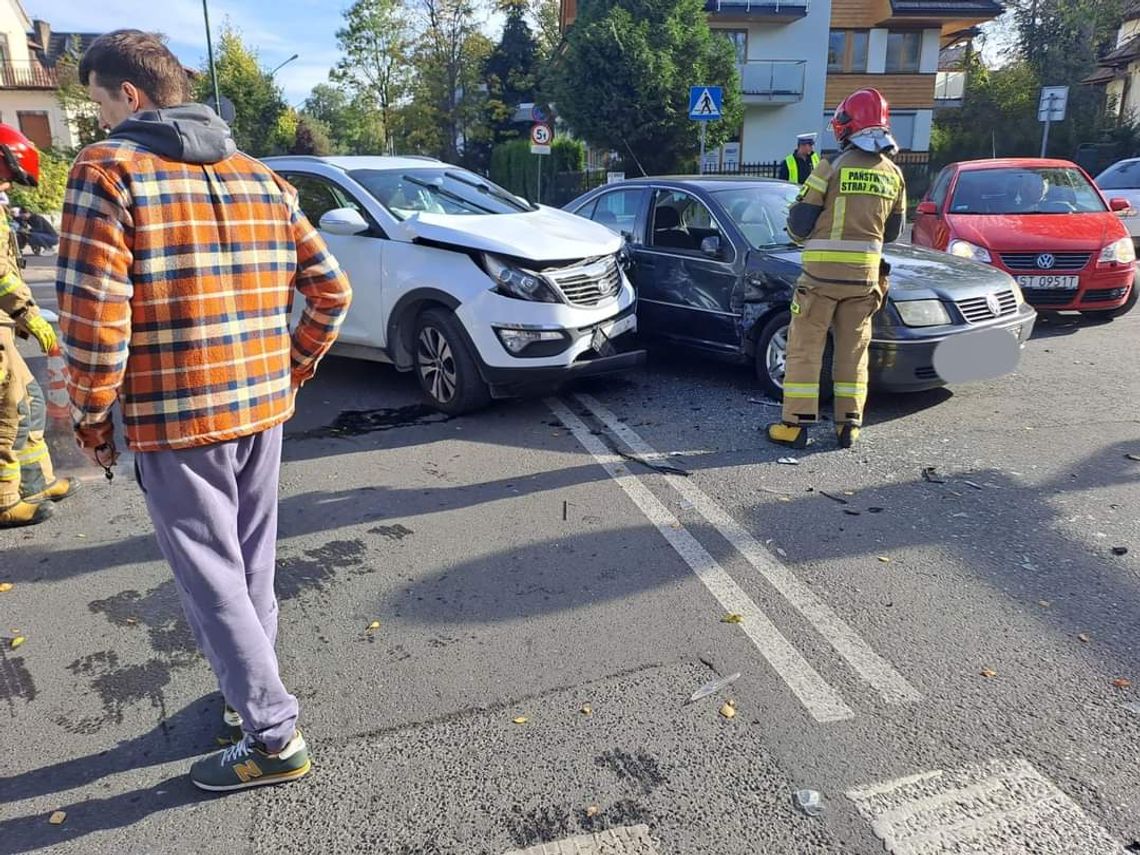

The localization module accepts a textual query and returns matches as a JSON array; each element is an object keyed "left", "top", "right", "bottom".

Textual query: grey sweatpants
[{"left": 135, "top": 424, "right": 298, "bottom": 752}]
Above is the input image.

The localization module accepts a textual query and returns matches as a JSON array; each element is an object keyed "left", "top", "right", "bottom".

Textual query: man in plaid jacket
[{"left": 57, "top": 30, "right": 352, "bottom": 792}]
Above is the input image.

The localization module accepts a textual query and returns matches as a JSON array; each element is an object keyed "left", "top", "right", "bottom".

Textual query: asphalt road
[{"left": 2, "top": 256, "right": 1140, "bottom": 853}]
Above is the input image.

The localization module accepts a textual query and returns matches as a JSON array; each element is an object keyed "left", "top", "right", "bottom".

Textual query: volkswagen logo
[
  {"left": 986, "top": 293, "right": 1002, "bottom": 316},
  {"left": 1036, "top": 253, "right": 1056, "bottom": 269}
]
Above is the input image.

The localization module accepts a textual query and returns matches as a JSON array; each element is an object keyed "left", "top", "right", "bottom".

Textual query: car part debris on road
[
  {"left": 793, "top": 789, "right": 823, "bottom": 817},
  {"left": 689, "top": 672, "right": 742, "bottom": 704}
]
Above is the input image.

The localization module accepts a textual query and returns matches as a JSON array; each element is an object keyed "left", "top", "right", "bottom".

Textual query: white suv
[{"left": 263, "top": 155, "right": 642, "bottom": 414}]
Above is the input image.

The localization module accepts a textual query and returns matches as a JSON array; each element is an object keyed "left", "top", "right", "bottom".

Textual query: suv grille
[
  {"left": 544, "top": 256, "right": 621, "bottom": 307},
  {"left": 955, "top": 289, "right": 1018, "bottom": 323},
  {"left": 999, "top": 252, "right": 1090, "bottom": 272}
]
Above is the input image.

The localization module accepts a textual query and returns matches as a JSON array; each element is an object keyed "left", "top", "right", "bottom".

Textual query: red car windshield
[{"left": 949, "top": 167, "right": 1106, "bottom": 215}]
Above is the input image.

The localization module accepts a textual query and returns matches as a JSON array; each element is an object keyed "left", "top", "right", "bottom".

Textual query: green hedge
[
  {"left": 9, "top": 148, "right": 70, "bottom": 213},
  {"left": 490, "top": 137, "right": 586, "bottom": 205}
]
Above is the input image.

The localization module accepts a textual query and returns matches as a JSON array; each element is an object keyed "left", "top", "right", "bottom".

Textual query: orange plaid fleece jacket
[{"left": 56, "top": 140, "right": 352, "bottom": 453}]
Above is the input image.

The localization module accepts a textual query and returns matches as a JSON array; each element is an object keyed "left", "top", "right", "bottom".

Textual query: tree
[
  {"left": 56, "top": 59, "right": 106, "bottom": 151},
  {"left": 333, "top": 0, "right": 412, "bottom": 153},
  {"left": 548, "top": 0, "right": 741, "bottom": 174},
  {"left": 527, "top": 0, "right": 562, "bottom": 61},
  {"left": 9, "top": 149, "right": 70, "bottom": 212},
  {"left": 192, "top": 24, "right": 290, "bottom": 156},
  {"left": 485, "top": 0, "right": 541, "bottom": 142},
  {"left": 291, "top": 114, "right": 334, "bottom": 155}
]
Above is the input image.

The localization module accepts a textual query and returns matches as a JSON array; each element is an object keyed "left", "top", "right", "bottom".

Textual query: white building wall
[
  {"left": 919, "top": 29, "right": 940, "bottom": 74},
  {"left": 1120, "top": 17, "right": 1140, "bottom": 47},
  {"left": 867, "top": 29, "right": 888, "bottom": 74},
  {"left": 728, "top": 0, "right": 833, "bottom": 164},
  {"left": 0, "top": 91, "right": 80, "bottom": 149},
  {"left": 911, "top": 109, "right": 933, "bottom": 152}
]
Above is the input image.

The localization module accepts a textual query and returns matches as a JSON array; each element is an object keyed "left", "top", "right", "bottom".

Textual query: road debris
[
  {"left": 719, "top": 700, "right": 737, "bottom": 719},
  {"left": 820, "top": 491, "right": 849, "bottom": 505},
  {"left": 749, "top": 398, "right": 779, "bottom": 407},
  {"left": 921, "top": 467, "right": 946, "bottom": 485},
  {"left": 1112, "top": 546, "right": 1129, "bottom": 556},
  {"left": 1038, "top": 600, "right": 1051, "bottom": 608},
  {"left": 512, "top": 716, "right": 529, "bottom": 725},
  {"left": 1078, "top": 633, "right": 1090, "bottom": 643},
  {"left": 721, "top": 613, "right": 744, "bottom": 624},
  {"left": 585, "top": 805, "right": 600, "bottom": 818},
  {"left": 48, "top": 811, "right": 66, "bottom": 825},
  {"left": 1112, "top": 678, "right": 1132, "bottom": 689},
  {"left": 1125, "top": 453, "right": 1140, "bottom": 462},
  {"left": 366, "top": 620, "right": 381, "bottom": 633},
  {"left": 689, "top": 672, "right": 742, "bottom": 703},
  {"left": 580, "top": 704, "right": 593, "bottom": 715},
  {"left": 844, "top": 509, "right": 861, "bottom": 516},
  {"left": 562, "top": 501, "right": 568, "bottom": 521},
  {"left": 962, "top": 480, "right": 984, "bottom": 490},
  {"left": 981, "top": 668, "right": 998, "bottom": 678},
  {"left": 777, "top": 457, "right": 799, "bottom": 466},
  {"left": 0, "top": 582, "right": 12, "bottom": 593},
  {"left": 793, "top": 789, "right": 823, "bottom": 817},
  {"left": 877, "top": 556, "right": 891, "bottom": 563},
  {"left": 10, "top": 635, "right": 25, "bottom": 649},
  {"left": 867, "top": 507, "right": 884, "bottom": 514},
  {"left": 614, "top": 449, "right": 690, "bottom": 477}
]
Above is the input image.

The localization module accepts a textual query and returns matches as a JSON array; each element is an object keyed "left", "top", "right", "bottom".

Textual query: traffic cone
[{"left": 45, "top": 346, "right": 68, "bottom": 421}]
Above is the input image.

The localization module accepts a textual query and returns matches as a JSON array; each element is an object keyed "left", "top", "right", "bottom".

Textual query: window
[
  {"left": 284, "top": 173, "right": 367, "bottom": 228},
  {"left": 0, "top": 35, "right": 10, "bottom": 66},
  {"left": 889, "top": 112, "right": 916, "bottom": 150},
  {"left": 1097, "top": 159, "right": 1140, "bottom": 190},
  {"left": 828, "top": 30, "right": 868, "bottom": 73},
  {"left": 716, "top": 29, "right": 748, "bottom": 65},
  {"left": 350, "top": 168, "right": 529, "bottom": 220},
  {"left": 714, "top": 184, "right": 798, "bottom": 249},
  {"left": 928, "top": 168, "right": 953, "bottom": 207},
  {"left": 587, "top": 189, "right": 646, "bottom": 238},
  {"left": 885, "top": 31, "right": 922, "bottom": 73},
  {"left": 950, "top": 167, "right": 1106, "bottom": 215},
  {"left": 649, "top": 189, "right": 728, "bottom": 257},
  {"left": 16, "top": 112, "right": 50, "bottom": 150}
]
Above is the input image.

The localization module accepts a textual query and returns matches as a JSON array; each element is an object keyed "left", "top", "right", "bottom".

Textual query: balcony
[
  {"left": 0, "top": 62, "right": 59, "bottom": 89},
  {"left": 738, "top": 60, "right": 806, "bottom": 104},
  {"left": 706, "top": 0, "right": 808, "bottom": 22},
  {"left": 934, "top": 70, "right": 966, "bottom": 108}
]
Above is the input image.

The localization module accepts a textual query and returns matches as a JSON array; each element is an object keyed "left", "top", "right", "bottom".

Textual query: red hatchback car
[{"left": 912, "top": 158, "right": 1137, "bottom": 319}]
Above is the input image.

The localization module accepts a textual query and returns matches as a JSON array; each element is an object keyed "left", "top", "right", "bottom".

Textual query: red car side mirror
[
  {"left": 1110, "top": 197, "right": 1131, "bottom": 212},
  {"left": 915, "top": 201, "right": 939, "bottom": 216}
]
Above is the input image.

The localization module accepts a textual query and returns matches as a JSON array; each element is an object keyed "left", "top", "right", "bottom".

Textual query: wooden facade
[{"left": 826, "top": 74, "right": 936, "bottom": 108}]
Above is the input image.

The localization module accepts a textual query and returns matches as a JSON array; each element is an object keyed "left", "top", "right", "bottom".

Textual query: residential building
[
  {"left": 0, "top": 0, "right": 99, "bottom": 150},
  {"left": 558, "top": 0, "right": 1001, "bottom": 166},
  {"left": 1085, "top": 1, "right": 1140, "bottom": 122}
]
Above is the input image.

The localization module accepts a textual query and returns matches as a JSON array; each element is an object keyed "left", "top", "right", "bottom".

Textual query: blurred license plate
[{"left": 1016, "top": 274, "right": 1078, "bottom": 290}]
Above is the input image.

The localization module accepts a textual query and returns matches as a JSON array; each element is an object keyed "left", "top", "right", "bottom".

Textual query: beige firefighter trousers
[
  {"left": 0, "top": 326, "right": 55, "bottom": 507},
  {"left": 781, "top": 275, "right": 887, "bottom": 427}
]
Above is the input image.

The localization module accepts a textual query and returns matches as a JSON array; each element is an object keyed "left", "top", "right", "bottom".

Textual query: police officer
[
  {"left": 0, "top": 124, "right": 78, "bottom": 527},
  {"left": 767, "top": 89, "right": 905, "bottom": 450},
  {"left": 777, "top": 132, "right": 821, "bottom": 186}
]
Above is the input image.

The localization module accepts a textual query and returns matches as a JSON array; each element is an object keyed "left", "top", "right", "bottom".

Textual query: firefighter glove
[{"left": 22, "top": 314, "right": 56, "bottom": 354}]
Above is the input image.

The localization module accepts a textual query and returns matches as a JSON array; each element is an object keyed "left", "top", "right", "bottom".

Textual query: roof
[
  {"left": 889, "top": 0, "right": 1003, "bottom": 16},
  {"left": 263, "top": 155, "right": 444, "bottom": 171},
  {"left": 35, "top": 31, "right": 100, "bottom": 67},
  {"left": 1083, "top": 65, "right": 1122, "bottom": 85},
  {"left": 954, "top": 158, "right": 1084, "bottom": 170},
  {"left": 1100, "top": 34, "right": 1140, "bottom": 66},
  {"left": 1126, "top": 0, "right": 1140, "bottom": 21},
  {"left": 606, "top": 176, "right": 789, "bottom": 191}
]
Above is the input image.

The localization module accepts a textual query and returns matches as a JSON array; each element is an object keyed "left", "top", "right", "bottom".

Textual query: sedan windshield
[
  {"left": 949, "top": 167, "right": 1106, "bottom": 215},
  {"left": 1097, "top": 160, "right": 1140, "bottom": 190},
  {"left": 349, "top": 168, "right": 530, "bottom": 220},
  {"left": 713, "top": 184, "right": 799, "bottom": 248}
]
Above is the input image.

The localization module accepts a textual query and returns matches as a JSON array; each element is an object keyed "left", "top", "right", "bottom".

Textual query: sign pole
[
  {"left": 700, "top": 123, "right": 706, "bottom": 176},
  {"left": 537, "top": 156, "right": 542, "bottom": 205},
  {"left": 1040, "top": 93, "right": 1055, "bottom": 158}
]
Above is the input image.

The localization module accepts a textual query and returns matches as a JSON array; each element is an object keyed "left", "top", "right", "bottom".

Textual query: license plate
[{"left": 1016, "top": 274, "right": 1078, "bottom": 290}]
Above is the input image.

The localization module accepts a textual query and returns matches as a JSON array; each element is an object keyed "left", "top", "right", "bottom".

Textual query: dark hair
[{"left": 78, "top": 30, "right": 188, "bottom": 108}]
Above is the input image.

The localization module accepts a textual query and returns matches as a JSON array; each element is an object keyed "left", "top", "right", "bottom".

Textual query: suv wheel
[
  {"left": 754, "top": 310, "right": 833, "bottom": 403},
  {"left": 414, "top": 308, "right": 491, "bottom": 415},
  {"left": 1080, "top": 282, "right": 1137, "bottom": 320}
]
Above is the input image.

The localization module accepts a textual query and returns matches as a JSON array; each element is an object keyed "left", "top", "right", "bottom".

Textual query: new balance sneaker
[
  {"left": 190, "top": 731, "right": 310, "bottom": 792},
  {"left": 215, "top": 703, "right": 244, "bottom": 746}
]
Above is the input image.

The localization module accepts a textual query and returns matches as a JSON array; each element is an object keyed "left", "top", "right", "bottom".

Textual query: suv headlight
[
  {"left": 483, "top": 254, "right": 561, "bottom": 303},
  {"left": 895, "top": 299, "right": 951, "bottom": 327},
  {"left": 948, "top": 240, "right": 992, "bottom": 264},
  {"left": 1099, "top": 236, "right": 1136, "bottom": 265}
]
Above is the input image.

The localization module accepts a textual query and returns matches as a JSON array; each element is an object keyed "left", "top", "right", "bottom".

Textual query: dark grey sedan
[{"left": 565, "top": 177, "right": 1037, "bottom": 398}]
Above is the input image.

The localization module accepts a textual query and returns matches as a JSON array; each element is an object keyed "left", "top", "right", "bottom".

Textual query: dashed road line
[
  {"left": 503, "top": 825, "right": 660, "bottom": 855},
  {"left": 546, "top": 398, "right": 854, "bottom": 723},
  {"left": 574, "top": 392, "right": 921, "bottom": 707}
]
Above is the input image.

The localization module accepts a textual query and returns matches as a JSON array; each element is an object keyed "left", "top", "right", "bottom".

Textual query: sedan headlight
[
  {"left": 948, "top": 240, "right": 992, "bottom": 264},
  {"left": 483, "top": 254, "right": 561, "bottom": 303},
  {"left": 1098, "top": 236, "right": 1136, "bottom": 265},
  {"left": 1010, "top": 279, "right": 1025, "bottom": 305},
  {"left": 895, "top": 299, "right": 952, "bottom": 327}
]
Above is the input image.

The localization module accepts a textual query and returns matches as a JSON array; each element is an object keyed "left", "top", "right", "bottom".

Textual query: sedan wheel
[
  {"left": 754, "top": 309, "right": 834, "bottom": 403},
  {"left": 413, "top": 307, "right": 492, "bottom": 415}
]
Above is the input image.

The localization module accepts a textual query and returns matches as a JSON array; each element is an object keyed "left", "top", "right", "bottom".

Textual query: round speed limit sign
[{"left": 530, "top": 123, "right": 552, "bottom": 146}]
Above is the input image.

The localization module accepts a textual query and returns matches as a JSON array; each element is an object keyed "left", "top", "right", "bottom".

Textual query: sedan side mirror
[
  {"left": 915, "top": 201, "right": 939, "bottom": 216},
  {"left": 1110, "top": 197, "right": 1132, "bottom": 213},
  {"left": 320, "top": 207, "right": 370, "bottom": 236},
  {"left": 700, "top": 236, "right": 723, "bottom": 258}
]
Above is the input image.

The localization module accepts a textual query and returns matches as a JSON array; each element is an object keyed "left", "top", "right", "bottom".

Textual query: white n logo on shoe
[{"left": 232, "top": 759, "right": 263, "bottom": 783}]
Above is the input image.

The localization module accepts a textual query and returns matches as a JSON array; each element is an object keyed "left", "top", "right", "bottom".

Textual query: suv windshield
[
  {"left": 949, "top": 167, "right": 1106, "bottom": 215},
  {"left": 349, "top": 168, "right": 530, "bottom": 220},
  {"left": 714, "top": 184, "right": 799, "bottom": 248},
  {"left": 1097, "top": 160, "right": 1140, "bottom": 190}
]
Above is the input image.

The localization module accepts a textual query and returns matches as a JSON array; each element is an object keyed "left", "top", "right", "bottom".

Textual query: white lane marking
[
  {"left": 546, "top": 398, "right": 854, "bottom": 723},
  {"left": 503, "top": 825, "right": 660, "bottom": 855},
  {"left": 575, "top": 392, "right": 922, "bottom": 707},
  {"left": 846, "top": 759, "right": 1124, "bottom": 854}
]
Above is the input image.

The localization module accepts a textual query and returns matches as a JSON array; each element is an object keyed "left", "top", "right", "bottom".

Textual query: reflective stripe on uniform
[
  {"left": 805, "top": 174, "right": 828, "bottom": 195},
  {"left": 803, "top": 250, "right": 880, "bottom": 265},
  {"left": 785, "top": 155, "right": 799, "bottom": 185},
  {"left": 16, "top": 444, "right": 48, "bottom": 464},
  {"left": 830, "top": 197, "right": 847, "bottom": 241},
  {"left": 834, "top": 382, "right": 867, "bottom": 398},
  {"left": 0, "top": 461, "right": 20, "bottom": 479},
  {"left": 783, "top": 382, "right": 820, "bottom": 399},
  {"left": 804, "top": 238, "right": 883, "bottom": 253}
]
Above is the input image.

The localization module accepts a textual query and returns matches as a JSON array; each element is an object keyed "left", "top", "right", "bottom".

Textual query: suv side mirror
[
  {"left": 320, "top": 207, "right": 370, "bottom": 236},
  {"left": 915, "top": 201, "right": 939, "bottom": 216},
  {"left": 1110, "top": 197, "right": 1132, "bottom": 213},
  {"left": 700, "top": 235, "right": 723, "bottom": 258}
]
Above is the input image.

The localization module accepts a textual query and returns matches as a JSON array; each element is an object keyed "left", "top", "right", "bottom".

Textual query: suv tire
[{"left": 414, "top": 308, "right": 491, "bottom": 415}]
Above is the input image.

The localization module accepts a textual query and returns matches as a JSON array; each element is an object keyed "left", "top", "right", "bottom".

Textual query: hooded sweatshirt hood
[{"left": 109, "top": 103, "right": 236, "bottom": 164}]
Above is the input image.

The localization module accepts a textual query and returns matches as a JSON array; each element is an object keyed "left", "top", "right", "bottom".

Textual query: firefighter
[
  {"left": 0, "top": 124, "right": 79, "bottom": 527},
  {"left": 767, "top": 89, "right": 906, "bottom": 450},
  {"left": 777, "top": 133, "right": 821, "bottom": 186}
]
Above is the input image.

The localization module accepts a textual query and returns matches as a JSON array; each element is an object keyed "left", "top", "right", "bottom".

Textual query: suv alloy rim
[{"left": 418, "top": 326, "right": 458, "bottom": 403}]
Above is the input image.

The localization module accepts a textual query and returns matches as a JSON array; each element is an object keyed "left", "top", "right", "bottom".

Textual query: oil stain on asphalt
[{"left": 289, "top": 404, "right": 452, "bottom": 440}]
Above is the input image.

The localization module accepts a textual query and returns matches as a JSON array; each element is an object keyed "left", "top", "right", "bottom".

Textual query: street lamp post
[
  {"left": 202, "top": 0, "right": 221, "bottom": 113},
  {"left": 269, "top": 54, "right": 299, "bottom": 78}
]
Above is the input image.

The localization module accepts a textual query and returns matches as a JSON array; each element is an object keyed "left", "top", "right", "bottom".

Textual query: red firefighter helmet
[
  {"left": 831, "top": 88, "right": 897, "bottom": 154},
  {"left": 0, "top": 124, "right": 38, "bottom": 187}
]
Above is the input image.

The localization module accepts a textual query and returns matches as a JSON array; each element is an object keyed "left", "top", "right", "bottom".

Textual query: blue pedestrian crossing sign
[{"left": 689, "top": 86, "right": 723, "bottom": 121}]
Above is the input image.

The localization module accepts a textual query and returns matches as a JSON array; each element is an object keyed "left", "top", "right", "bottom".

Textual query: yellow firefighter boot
[
  {"left": 0, "top": 498, "right": 53, "bottom": 528},
  {"left": 837, "top": 424, "right": 861, "bottom": 449},
  {"left": 25, "top": 477, "right": 81, "bottom": 504},
  {"left": 767, "top": 423, "right": 808, "bottom": 449}
]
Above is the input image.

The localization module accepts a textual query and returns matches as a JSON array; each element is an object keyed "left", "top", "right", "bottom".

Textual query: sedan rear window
[
  {"left": 1097, "top": 160, "right": 1140, "bottom": 190},
  {"left": 349, "top": 168, "right": 530, "bottom": 220},
  {"left": 949, "top": 167, "right": 1105, "bottom": 215}
]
